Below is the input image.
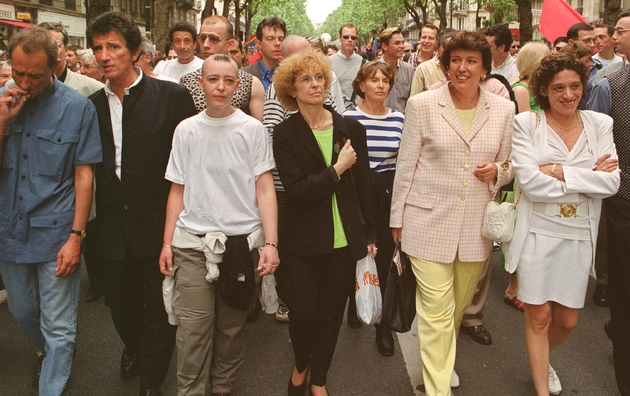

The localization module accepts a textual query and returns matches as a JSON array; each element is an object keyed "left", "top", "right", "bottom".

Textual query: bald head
[{"left": 281, "top": 35, "right": 311, "bottom": 58}]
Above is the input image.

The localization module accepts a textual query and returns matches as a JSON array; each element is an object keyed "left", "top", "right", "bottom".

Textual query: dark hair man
[
  {"left": 594, "top": 23, "right": 623, "bottom": 67},
  {"left": 66, "top": 44, "right": 81, "bottom": 72},
  {"left": 86, "top": 12, "right": 197, "bottom": 396},
  {"left": 588, "top": 10, "right": 630, "bottom": 396},
  {"left": 242, "top": 16, "right": 287, "bottom": 91},
  {"left": 154, "top": 21, "right": 203, "bottom": 81},
  {"left": 567, "top": 23, "right": 602, "bottom": 109},
  {"left": 484, "top": 24, "right": 519, "bottom": 79},
  {"left": 0, "top": 26, "right": 101, "bottom": 396},
  {"left": 567, "top": 23, "right": 596, "bottom": 51}
]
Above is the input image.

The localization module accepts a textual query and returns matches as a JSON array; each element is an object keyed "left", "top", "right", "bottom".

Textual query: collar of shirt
[
  {"left": 104, "top": 66, "right": 144, "bottom": 97},
  {"left": 378, "top": 57, "right": 400, "bottom": 69},
  {"left": 259, "top": 61, "right": 275, "bottom": 90},
  {"left": 58, "top": 67, "right": 68, "bottom": 83}
]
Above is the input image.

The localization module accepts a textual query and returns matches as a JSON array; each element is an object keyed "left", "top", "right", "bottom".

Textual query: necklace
[
  {"left": 548, "top": 112, "right": 580, "bottom": 132},
  {"left": 306, "top": 113, "right": 328, "bottom": 130}
]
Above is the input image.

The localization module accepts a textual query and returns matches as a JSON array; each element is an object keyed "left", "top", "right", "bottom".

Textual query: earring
[{"left": 481, "top": 73, "right": 486, "bottom": 80}]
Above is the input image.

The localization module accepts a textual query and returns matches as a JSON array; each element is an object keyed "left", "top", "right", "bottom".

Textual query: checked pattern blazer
[{"left": 390, "top": 84, "right": 514, "bottom": 263}]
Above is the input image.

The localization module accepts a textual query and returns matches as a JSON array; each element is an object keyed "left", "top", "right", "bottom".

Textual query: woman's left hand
[
  {"left": 367, "top": 243, "right": 377, "bottom": 258},
  {"left": 473, "top": 162, "right": 498, "bottom": 183},
  {"left": 257, "top": 245, "right": 279, "bottom": 276}
]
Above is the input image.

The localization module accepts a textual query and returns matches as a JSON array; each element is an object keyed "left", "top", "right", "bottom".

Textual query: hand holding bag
[
  {"left": 481, "top": 151, "right": 521, "bottom": 242},
  {"left": 381, "top": 241, "right": 417, "bottom": 333},
  {"left": 355, "top": 254, "right": 382, "bottom": 325}
]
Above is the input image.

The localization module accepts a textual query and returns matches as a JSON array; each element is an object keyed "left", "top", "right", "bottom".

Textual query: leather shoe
[
  {"left": 593, "top": 284, "right": 610, "bottom": 307},
  {"left": 121, "top": 350, "right": 139, "bottom": 378},
  {"left": 460, "top": 324, "right": 493, "bottom": 345},
  {"left": 375, "top": 324, "right": 395, "bottom": 357},
  {"left": 139, "top": 387, "right": 161, "bottom": 396}
]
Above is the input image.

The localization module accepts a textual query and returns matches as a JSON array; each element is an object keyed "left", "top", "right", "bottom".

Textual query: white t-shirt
[
  {"left": 165, "top": 109, "right": 275, "bottom": 236},
  {"left": 592, "top": 53, "right": 623, "bottom": 68},
  {"left": 154, "top": 57, "right": 204, "bottom": 82}
]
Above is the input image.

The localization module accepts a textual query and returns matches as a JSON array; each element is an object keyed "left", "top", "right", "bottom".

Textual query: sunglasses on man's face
[
  {"left": 342, "top": 35, "right": 358, "bottom": 41},
  {"left": 511, "top": 45, "right": 521, "bottom": 49},
  {"left": 197, "top": 33, "right": 221, "bottom": 44}
]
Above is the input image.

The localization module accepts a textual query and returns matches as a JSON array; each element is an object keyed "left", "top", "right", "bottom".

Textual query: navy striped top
[{"left": 342, "top": 107, "right": 404, "bottom": 172}]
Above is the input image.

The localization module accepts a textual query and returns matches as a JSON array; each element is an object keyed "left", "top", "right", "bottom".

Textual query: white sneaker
[
  {"left": 451, "top": 369, "right": 460, "bottom": 389},
  {"left": 548, "top": 364, "right": 562, "bottom": 395}
]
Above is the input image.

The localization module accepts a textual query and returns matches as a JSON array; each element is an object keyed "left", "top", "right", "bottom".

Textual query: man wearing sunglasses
[
  {"left": 331, "top": 23, "right": 365, "bottom": 109},
  {"left": 154, "top": 22, "right": 204, "bottom": 82},
  {"left": 179, "top": 15, "right": 265, "bottom": 121}
]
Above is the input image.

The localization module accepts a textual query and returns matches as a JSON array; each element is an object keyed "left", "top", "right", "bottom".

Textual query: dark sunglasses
[
  {"left": 511, "top": 45, "right": 521, "bottom": 49},
  {"left": 342, "top": 35, "right": 358, "bottom": 40}
]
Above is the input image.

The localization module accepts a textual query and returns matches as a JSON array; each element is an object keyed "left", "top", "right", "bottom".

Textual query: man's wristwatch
[{"left": 70, "top": 229, "right": 87, "bottom": 239}]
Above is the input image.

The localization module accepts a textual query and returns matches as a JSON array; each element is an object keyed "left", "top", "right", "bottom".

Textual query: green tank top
[{"left": 511, "top": 81, "right": 540, "bottom": 111}]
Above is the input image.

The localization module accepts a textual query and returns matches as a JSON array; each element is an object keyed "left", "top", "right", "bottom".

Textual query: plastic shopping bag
[{"left": 355, "top": 255, "right": 382, "bottom": 325}]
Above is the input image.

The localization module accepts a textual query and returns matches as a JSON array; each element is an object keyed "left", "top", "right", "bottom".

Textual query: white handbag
[{"left": 481, "top": 148, "right": 522, "bottom": 242}]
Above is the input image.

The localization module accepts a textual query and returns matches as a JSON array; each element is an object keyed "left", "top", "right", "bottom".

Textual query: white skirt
[{"left": 516, "top": 231, "right": 592, "bottom": 309}]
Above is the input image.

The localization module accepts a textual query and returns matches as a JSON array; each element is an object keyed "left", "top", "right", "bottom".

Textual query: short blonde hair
[
  {"left": 515, "top": 42, "right": 550, "bottom": 80},
  {"left": 274, "top": 51, "right": 332, "bottom": 111}
]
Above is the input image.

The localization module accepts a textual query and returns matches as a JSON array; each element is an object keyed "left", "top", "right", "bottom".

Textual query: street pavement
[{"left": 0, "top": 250, "right": 620, "bottom": 395}]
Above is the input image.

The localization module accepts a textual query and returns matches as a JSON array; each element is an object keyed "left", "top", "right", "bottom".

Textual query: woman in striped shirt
[{"left": 343, "top": 61, "right": 404, "bottom": 357}]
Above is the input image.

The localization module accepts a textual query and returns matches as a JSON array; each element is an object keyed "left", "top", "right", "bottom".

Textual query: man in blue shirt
[
  {"left": 0, "top": 27, "right": 101, "bottom": 396},
  {"left": 242, "top": 16, "right": 286, "bottom": 91}
]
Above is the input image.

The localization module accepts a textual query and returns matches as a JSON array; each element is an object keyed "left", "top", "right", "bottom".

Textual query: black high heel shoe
[{"left": 288, "top": 366, "right": 308, "bottom": 396}]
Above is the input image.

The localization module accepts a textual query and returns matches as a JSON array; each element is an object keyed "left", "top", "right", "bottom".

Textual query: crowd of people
[{"left": 0, "top": 8, "right": 629, "bottom": 396}]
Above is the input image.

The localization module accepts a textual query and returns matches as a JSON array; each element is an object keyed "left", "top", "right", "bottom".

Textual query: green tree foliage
[
  {"left": 251, "top": 0, "right": 316, "bottom": 38},
  {"left": 319, "top": 0, "right": 406, "bottom": 44},
  {"left": 481, "top": 0, "right": 517, "bottom": 25}
]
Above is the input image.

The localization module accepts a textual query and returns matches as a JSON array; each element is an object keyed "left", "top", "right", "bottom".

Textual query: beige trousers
[
  {"left": 172, "top": 247, "right": 257, "bottom": 396},
  {"left": 409, "top": 254, "right": 485, "bottom": 396}
]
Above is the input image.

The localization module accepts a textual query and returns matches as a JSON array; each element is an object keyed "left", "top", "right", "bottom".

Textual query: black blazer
[
  {"left": 89, "top": 76, "right": 197, "bottom": 261},
  {"left": 273, "top": 107, "right": 376, "bottom": 261}
]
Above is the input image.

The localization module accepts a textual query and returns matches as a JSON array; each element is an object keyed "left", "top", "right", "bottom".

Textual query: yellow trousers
[{"left": 409, "top": 254, "right": 485, "bottom": 396}]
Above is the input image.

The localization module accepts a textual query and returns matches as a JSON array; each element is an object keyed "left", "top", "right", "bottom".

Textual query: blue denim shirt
[
  {"left": 0, "top": 78, "right": 102, "bottom": 264},
  {"left": 259, "top": 61, "right": 276, "bottom": 92}
]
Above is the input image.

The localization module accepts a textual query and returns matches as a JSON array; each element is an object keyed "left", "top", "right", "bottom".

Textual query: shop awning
[{"left": 0, "top": 19, "right": 33, "bottom": 28}]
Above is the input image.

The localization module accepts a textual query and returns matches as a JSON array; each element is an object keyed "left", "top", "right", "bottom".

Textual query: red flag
[{"left": 539, "top": 0, "right": 588, "bottom": 44}]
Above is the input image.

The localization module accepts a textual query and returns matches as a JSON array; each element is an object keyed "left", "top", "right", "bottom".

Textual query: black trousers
[
  {"left": 84, "top": 219, "right": 102, "bottom": 291},
  {"left": 371, "top": 170, "right": 396, "bottom": 297},
  {"left": 605, "top": 195, "right": 630, "bottom": 396},
  {"left": 285, "top": 247, "right": 355, "bottom": 386},
  {"left": 100, "top": 248, "right": 176, "bottom": 389}
]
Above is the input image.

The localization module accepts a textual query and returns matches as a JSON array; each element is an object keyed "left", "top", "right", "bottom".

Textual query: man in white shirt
[
  {"left": 593, "top": 23, "right": 623, "bottom": 67},
  {"left": 154, "top": 22, "right": 203, "bottom": 81},
  {"left": 331, "top": 24, "right": 365, "bottom": 109},
  {"left": 484, "top": 24, "right": 519, "bottom": 80},
  {"left": 135, "top": 37, "right": 178, "bottom": 83}
]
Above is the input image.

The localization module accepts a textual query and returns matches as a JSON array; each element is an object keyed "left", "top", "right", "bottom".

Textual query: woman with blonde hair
[{"left": 273, "top": 51, "right": 376, "bottom": 396}]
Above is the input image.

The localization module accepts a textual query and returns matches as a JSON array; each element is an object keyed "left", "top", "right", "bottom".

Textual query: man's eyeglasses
[
  {"left": 615, "top": 27, "right": 630, "bottom": 36},
  {"left": 198, "top": 33, "right": 221, "bottom": 44},
  {"left": 342, "top": 35, "right": 358, "bottom": 40},
  {"left": 511, "top": 45, "right": 521, "bottom": 49}
]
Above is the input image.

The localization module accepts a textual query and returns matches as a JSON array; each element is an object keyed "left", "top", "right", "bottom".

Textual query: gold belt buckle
[{"left": 558, "top": 204, "right": 578, "bottom": 218}]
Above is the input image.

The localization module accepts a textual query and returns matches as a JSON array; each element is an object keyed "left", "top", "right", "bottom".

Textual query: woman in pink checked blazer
[{"left": 390, "top": 30, "right": 514, "bottom": 395}]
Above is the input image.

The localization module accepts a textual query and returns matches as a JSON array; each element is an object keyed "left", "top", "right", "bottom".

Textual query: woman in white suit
[
  {"left": 390, "top": 30, "right": 514, "bottom": 395},
  {"left": 504, "top": 54, "right": 620, "bottom": 396}
]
